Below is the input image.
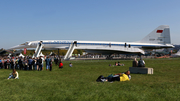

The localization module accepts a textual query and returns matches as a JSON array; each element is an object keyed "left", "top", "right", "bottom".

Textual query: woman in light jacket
[{"left": 7, "top": 69, "right": 19, "bottom": 79}]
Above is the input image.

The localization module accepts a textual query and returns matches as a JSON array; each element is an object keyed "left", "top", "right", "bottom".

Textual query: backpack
[{"left": 96, "top": 75, "right": 104, "bottom": 82}]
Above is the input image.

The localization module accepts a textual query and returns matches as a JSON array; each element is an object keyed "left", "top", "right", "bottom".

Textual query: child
[
  {"left": 69, "top": 63, "right": 72, "bottom": 67},
  {"left": 59, "top": 62, "right": 63, "bottom": 69}
]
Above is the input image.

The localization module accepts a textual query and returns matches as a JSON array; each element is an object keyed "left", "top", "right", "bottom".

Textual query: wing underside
[{"left": 81, "top": 47, "right": 144, "bottom": 54}]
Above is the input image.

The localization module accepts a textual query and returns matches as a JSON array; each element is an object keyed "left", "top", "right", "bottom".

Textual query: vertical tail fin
[{"left": 139, "top": 25, "right": 171, "bottom": 44}]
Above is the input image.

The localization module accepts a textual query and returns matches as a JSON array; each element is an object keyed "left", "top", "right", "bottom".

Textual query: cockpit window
[
  {"left": 20, "top": 42, "right": 29, "bottom": 45},
  {"left": 20, "top": 43, "right": 26, "bottom": 45}
]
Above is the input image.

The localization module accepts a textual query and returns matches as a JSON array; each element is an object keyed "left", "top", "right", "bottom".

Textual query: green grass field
[{"left": 0, "top": 58, "right": 180, "bottom": 101}]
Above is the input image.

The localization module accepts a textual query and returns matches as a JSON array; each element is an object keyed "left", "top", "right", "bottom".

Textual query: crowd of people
[
  {"left": 0, "top": 56, "right": 56, "bottom": 71},
  {"left": 0, "top": 55, "right": 65, "bottom": 79}
]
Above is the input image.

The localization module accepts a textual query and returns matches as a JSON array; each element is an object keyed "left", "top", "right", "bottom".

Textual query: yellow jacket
[{"left": 120, "top": 74, "right": 130, "bottom": 81}]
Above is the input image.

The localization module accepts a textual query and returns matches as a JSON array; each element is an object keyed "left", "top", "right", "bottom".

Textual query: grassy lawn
[{"left": 0, "top": 58, "right": 180, "bottom": 101}]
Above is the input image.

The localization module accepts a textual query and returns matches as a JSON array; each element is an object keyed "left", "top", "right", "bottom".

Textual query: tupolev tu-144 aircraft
[{"left": 10, "top": 25, "right": 174, "bottom": 60}]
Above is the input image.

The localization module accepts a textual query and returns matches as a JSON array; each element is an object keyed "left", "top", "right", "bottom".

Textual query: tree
[{"left": 77, "top": 49, "right": 83, "bottom": 55}]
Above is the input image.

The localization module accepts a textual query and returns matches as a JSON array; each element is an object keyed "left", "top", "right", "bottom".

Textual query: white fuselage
[{"left": 11, "top": 40, "right": 174, "bottom": 55}]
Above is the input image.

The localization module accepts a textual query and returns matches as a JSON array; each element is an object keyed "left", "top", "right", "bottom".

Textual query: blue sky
[{"left": 0, "top": 0, "right": 180, "bottom": 49}]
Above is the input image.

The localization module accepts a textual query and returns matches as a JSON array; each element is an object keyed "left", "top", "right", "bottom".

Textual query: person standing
[
  {"left": 24, "top": 58, "right": 28, "bottom": 70},
  {"left": 49, "top": 59, "right": 52, "bottom": 71},
  {"left": 31, "top": 58, "right": 35, "bottom": 70},
  {"left": 15, "top": 58, "right": 19, "bottom": 69},
  {"left": 41, "top": 57, "right": 44, "bottom": 70},
  {"left": 38, "top": 57, "right": 43, "bottom": 71},
  {"left": 36, "top": 57, "right": 39, "bottom": 70},
  {"left": 1, "top": 58, "right": 4, "bottom": 69},
  {"left": 18, "top": 57, "right": 23, "bottom": 70},
  {"left": 45, "top": 57, "right": 51, "bottom": 71},
  {"left": 6, "top": 58, "right": 10, "bottom": 69},
  {"left": 28, "top": 57, "right": 33, "bottom": 70},
  {"left": 10, "top": 59, "right": 15, "bottom": 69},
  {"left": 0, "top": 58, "right": 2, "bottom": 69},
  {"left": 33, "top": 58, "right": 37, "bottom": 70},
  {"left": 54, "top": 57, "right": 57, "bottom": 66},
  {"left": 4, "top": 58, "right": 7, "bottom": 69}
]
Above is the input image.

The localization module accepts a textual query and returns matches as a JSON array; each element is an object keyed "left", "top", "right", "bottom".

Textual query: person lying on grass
[
  {"left": 7, "top": 69, "right": 19, "bottom": 79},
  {"left": 117, "top": 61, "right": 124, "bottom": 66},
  {"left": 96, "top": 70, "right": 131, "bottom": 82},
  {"left": 113, "top": 71, "right": 131, "bottom": 81}
]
